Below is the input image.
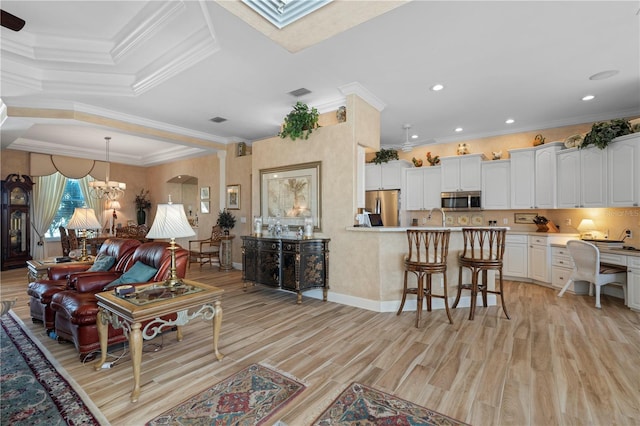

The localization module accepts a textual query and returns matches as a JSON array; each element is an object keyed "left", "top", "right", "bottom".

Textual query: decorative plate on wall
[
  {"left": 471, "top": 215, "right": 483, "bottom": 226},
  {"left": 457, "top": 215, "right": 469, "bottom": 226},
  {"left": 446, "top": 216, "right": 455, "bottom": 226}
]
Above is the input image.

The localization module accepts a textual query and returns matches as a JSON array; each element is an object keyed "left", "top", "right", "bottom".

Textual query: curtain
[
  {"left": 31, "top": 173, "right": 66, "bottom": 259},
  {"left": 78, "top": 176, "right": 106, "bottom": 231}
]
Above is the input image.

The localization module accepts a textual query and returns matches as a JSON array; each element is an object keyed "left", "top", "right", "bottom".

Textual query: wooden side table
[
  {"left": 219, "top": 234, "right": 235, "bottom": 271},
  {"left": 26, "top": 258, "right": 93, "bottom": 283}
]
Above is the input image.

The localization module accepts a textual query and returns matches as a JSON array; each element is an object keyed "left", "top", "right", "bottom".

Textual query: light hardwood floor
[{"left": 2, "top": 266, "right": 640, "bottom": 425}]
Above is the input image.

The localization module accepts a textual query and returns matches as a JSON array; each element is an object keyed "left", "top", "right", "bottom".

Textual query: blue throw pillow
[
  {"left": 104, "top": 261, "right": 158, "bottom": 290},
  {"left": 87, "top": 254, "right": 116, "bottom": 272}
]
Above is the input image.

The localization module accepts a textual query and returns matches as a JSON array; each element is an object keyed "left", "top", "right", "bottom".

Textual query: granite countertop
[{"left": 550, "top": 241, "right": 640, "bottom": 258}]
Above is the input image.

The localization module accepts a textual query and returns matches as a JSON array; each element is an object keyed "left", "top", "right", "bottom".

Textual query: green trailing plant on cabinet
[
  {"left": 581, "top": 119, "right": 632, "bottom": 150},
  {"left": 279, "top": 102, "right": 320, "bottom": 140},
  {"left": 371, "top": 148, "right": 399, "bottom": 164}
]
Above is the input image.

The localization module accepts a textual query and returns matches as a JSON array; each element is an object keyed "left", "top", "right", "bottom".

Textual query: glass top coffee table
[{"left": 93, "top": 279, "right": 224, "bottom": 402}]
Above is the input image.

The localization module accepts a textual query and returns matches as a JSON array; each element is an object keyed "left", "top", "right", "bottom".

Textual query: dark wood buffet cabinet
[{"left": 241, "top": 236, "right": 330, "bottom": 304}]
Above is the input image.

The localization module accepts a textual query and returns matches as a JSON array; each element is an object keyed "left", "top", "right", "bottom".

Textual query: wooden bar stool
[
  {"left": 397, "top": 229, "right": 453, "bottom": 327},
  {"left": 452, "top": 227, "right": 510, "bottom": 320}
]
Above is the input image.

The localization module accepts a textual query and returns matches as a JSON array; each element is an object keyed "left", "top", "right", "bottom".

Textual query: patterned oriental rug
[
  {"left": 0, "top": 311, "right": 106, "bottom": 425},
  {"left": 313, "top": 382, "right": 470, "bottom": 426},
  {"left": 147, "top": 363, "right": 306, "bottom": 425}
]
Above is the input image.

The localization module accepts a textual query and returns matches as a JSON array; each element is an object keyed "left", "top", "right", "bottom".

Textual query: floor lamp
[
  {"left": 146, "top": 200, "right": 195, "bottom": 287},
  {"left": 67, "top": 207, "right": 102, "bottom": 261}
]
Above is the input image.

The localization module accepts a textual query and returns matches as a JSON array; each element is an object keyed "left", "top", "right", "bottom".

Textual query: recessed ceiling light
[
  {"left": 454, "top": 127, "right": 463, "bottom": 132},
  {"left": 210, "top": 116, "right": 227, "bottom": 123},
  {"left": 431, "top": 84, "right": 444, "bottom": 91},
  {"left": 505, "top": 118, "right": 515, "bottom": 124},
  {"left": 411, "top": 134, "right": 418, "bottom": 139},
  {"left": 589, "top": 70, "right": 619, "bottom": 80},
  {"left": 582, "top": 95, "right": 595, "bottom": 101}
]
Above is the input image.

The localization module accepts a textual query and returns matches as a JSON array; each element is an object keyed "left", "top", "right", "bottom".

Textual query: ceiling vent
[
  {"left": 288, "top": 88, "right": 311, "bottom": 97},
  {"left": 209, "top": 117, "right": 227, "bottom": 123}
]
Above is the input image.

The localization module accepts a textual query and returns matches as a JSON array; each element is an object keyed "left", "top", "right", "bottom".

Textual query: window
[{"left": 45, "top": 179, "right": 86, "bottom": 238}]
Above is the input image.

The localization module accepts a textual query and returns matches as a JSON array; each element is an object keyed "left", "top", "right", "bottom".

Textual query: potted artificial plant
[
  {"left": 581, "top": 118, "right": 632, "bottom": 150},
  {"left": 279, "top": 102, "right": 320, "bottom": 141},
  {"left": 217, "top": 209, "right": 236, "bottom": 235},
  {"left": 371, "top": 148, "right": 399, "bottom": 164}
]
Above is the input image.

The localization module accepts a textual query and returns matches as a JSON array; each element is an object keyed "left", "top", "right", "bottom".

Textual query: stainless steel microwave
[{"left": 441, "top": 191, "right": 482, "bottom": 211}]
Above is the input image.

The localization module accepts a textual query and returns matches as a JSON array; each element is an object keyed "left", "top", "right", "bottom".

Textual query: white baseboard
[{"left": 301, "top": 288, "right": 497, "bottom": 313}]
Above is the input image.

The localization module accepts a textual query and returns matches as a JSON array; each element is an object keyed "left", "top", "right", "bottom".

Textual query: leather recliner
[
  {"left": 27, "top": 238, "right": 142, "bottom": 330},
  {"left": 50, "top": 241, "right": 189, "bottom": 359}
]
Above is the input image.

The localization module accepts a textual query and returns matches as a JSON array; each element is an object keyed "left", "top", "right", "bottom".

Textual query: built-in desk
[{"left": 241, "top": 236, "right": 330, "bottom": 304}]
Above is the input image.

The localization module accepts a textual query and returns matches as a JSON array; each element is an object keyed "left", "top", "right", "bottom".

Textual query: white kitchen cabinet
[
  {"left": 556, "top": 146, "right": 607, "bottom": 208},
  {"left": 440, "top": 154, "right": 484, "bottom": 192},
  {"left": 534, "top": 142, "right": 563, "bottom": 209},
  {"left": 528, "top": 235, "right": 550, "bottom": 283},
  {"left": 509, "top": 149, "right": 535, "bottom": 209},
  {"left": 481, "top": 160, "right": 510, "bottom": 210},
  {"left": 504, "top": 234, "right": 528, "bottom": 278},
  {"left": 405, "top": 167, "right": 441, "bottom": 211},
  {"left": 607, "top": 134, "right": 640, "bottom": 207},
  {"left": 628, "top": 256, "right": 640, "bottom": 311},
  {"left": 509, "top": 142, "right": 563, "bottom": 209},
  {"left": 365, "top": 160, "right": 410, "bottom": 191}
]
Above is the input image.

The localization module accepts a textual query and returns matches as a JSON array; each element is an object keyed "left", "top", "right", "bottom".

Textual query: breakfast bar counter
[{"left": 343, "top": 226, "right": 502, "bottom": 312}]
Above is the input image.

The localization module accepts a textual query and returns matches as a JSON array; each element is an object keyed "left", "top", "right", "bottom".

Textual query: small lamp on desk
[
  {"left": 67, "top": 207, "right": 101, "bottom": 261},
  {"left": 146, "top": 198, "right": 195, "bottom": 287},
  {"left": 577, "top": 218, "right": 597, "bottom": 240}
]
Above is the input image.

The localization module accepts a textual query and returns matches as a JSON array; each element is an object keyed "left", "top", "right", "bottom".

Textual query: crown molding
[{"left": 339, "top": 82, "right": 386, "bottom": 112}]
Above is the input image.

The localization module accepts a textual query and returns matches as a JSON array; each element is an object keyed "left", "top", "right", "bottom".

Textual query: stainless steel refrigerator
[{"left": 365, "top": 189, "right": 400, "bottom": 227}]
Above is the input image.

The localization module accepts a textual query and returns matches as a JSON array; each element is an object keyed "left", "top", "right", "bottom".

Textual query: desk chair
[
  {"left": 558, "top": 240, "right": 627, "bottom": 308},
  {"left": 397, "top": 229, "right": 453, "bottom": 327}
]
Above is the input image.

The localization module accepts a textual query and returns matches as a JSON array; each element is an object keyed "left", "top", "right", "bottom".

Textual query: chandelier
[{"left": 89, "top": 136, "right": 126, "bottom": 200}]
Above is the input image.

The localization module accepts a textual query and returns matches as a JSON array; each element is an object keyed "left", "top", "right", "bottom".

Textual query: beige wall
[{"left": 251, "top": 94, "right": 382, "bottom": 300}]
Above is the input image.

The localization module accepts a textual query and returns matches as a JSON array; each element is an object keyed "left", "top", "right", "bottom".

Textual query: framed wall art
[
  {"left": 200, "top": 200, "right": 210, "bottom": 214},
  {"left": 514, "top": 212, "right": 538, "bottom": 224},
  {"left": 260, "top": 161, "right": 321, "bottom": 229},
  {"left": 226, "top": 184, "right": 240, "bottom": 210},
  {"left": 200, "top": 186, "right": 210, "bottom": 200}
]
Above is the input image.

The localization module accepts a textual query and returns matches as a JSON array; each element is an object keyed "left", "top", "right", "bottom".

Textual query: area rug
[
  {"left": 313, "top": 382, "right": 470, "bottom": 426},
  {"left": 0, "top": 311, "right": 107, "bottom": 425},
  {"left": 147, "top": 363, "right": 306, "bottom": 425}
]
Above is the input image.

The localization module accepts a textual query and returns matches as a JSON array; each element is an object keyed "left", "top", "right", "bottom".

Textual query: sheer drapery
[
  {"left": 30, "top": 173, "right": 66, "bottom": 259},
  {"left": 78, "top": 176, "right": 106, "bottom": 231}
]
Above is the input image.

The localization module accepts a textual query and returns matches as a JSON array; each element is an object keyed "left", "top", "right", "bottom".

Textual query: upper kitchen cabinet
[
  {"left": 509, "top": 149, "right": 535, "bottom": 209},
  {"left": 365, "top": 160, "right": 411, "bottom": 191},
  {"left": 405, "top": 166, "right": 441, "bottom": 211},
  {"left": 509, "top": 142, "right": 563, "bottom": 209},
  {"left": 607, "top": 134, "right": 640, "bottom": 207},
  {"left": 482, "top": 160, "right": 510, "bottom": 210},
  {"left": 557, "top": 146, "right": 607, "bottom": 208},
  {"left": 440, "top": 153, "right": 485, "bottom": 192},
  {"left": 534, "top": 142, "right": 563, "bottom": 208}
]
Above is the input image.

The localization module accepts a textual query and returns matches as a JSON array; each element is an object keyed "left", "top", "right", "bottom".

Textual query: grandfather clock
[{"left": 1, "top": 174, "right": 34, "bottom": 270}]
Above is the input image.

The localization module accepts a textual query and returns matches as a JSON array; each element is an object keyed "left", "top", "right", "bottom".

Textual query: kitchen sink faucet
[{"left": 428, "top": 208, "right": 446, "bottom": 227}]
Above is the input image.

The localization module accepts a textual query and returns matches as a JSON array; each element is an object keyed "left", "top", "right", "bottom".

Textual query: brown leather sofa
[
  {"left": 27, "top": 238, "right": 141, "bottom": 330},
  {"left": 50, "top": 241, "right": 188, "bottom": 359}
]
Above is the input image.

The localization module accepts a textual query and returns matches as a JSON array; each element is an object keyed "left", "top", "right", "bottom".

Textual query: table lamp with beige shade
[
  {"left": 146, "top": 198, "right": 195, "bottom": 287},
  {"left": 577, "top": 218, "right": 597, "bottom": 239},
  {"left": 67, "top": 207, "right": 101, "bottom": 261},
  {"left": 109, "top": 200, "right": 121, "bottom": 235}
]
